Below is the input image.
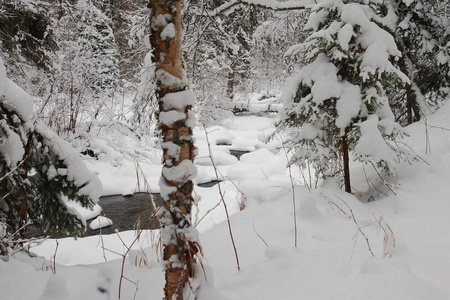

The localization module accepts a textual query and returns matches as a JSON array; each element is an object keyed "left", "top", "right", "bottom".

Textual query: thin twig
[
  {"left": 326, "top": 195, "right": 374, "bottom": 258},
  {"left": 133, "top": 281, "right": 139, "bottom": 300},
  {"left": 337, "top": 196, "right": 374, "bottom": 257},
  {"left": 424, "top": 117, "right": 431, "bottom": 154},
  {"left": 195, "top": 200, "right": 222, "bottom": 227},
  {"left": 374, "top": 214, "right": 396, "bottom": 258},
  {"left": 252, "top": 223, "right": 268, "bottom": 247},
  {"left": 325, "top": 196, "right": 348, "bottom": 216},
  {"left": 361, "top": 165, "right": 388, "bottom": 198},
  {"left": 0, "top": 157, "right": 27, "bottom": 184},
  {"left": 427, "top": 124, "right": 450, "bottom": 132},
  {"left": 52, "top": 240, "right": 59, "bottom": 274},
  {"left": 369, "top": 162, "right": 397, "bottom": 196},
  {"left": 396, "top": 141, "right": 429, "bottom": 166},
  {"left": 203, "top": 124, "right": 241, "bottom": 271},
  {"left": 117, "top": 231, "right": 142, "bottom": 299},
  {"left": 279, "top": 136, "right": 298, "bottom": 247}
]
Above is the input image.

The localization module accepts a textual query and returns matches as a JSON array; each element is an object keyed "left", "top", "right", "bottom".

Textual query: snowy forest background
[{"left": 1, "top": 0, "right": 450, "bottom": 299}]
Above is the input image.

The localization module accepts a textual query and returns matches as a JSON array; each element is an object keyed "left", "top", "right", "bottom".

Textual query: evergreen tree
[
  {"left": 0, "top": 0, "right": 58, "bottom": 94},
  {"left": 0, "top": 57, "right": 102, "bottom": 255},
  {"left": 91, "top": 0, "right": 144, "bottom": 83},
  {"left": 0, "top": 0, "right": 122, "bottom": 136},
  {"left": 388, "top": 0, "right": 450, "bottom": 124},
  {"left": 279, "top": 0, "right": 413, "bottom": 192}
]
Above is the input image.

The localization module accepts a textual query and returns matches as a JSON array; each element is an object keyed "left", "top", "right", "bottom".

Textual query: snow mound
[{"left": 89, "top": 216, "right": 113, "bottom": 230}]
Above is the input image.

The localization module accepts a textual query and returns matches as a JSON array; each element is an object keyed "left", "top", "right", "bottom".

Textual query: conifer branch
[{"left": 209, "top": 0, "right": 310, "bottom": 17}]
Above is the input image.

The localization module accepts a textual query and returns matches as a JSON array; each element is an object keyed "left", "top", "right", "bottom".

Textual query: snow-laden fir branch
[{"left": 209, "top": 0, "right": 314, "bottom": 16}]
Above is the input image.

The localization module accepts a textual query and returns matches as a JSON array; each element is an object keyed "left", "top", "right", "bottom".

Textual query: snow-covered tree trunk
[{"left": 148, "top": 1, "right": 199, "bottom": 299}]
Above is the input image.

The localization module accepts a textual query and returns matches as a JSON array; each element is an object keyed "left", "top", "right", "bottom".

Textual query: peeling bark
[{"left": 148, "top": 1, "right": 199, "bottom": 299}]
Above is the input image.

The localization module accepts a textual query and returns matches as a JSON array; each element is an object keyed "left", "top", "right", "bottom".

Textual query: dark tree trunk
[
  {"left": 397, "top": 51, "right": 421, "bottom": 124},
  {"left": 342, "top": 129, "right": 351, "bottom": 193},
  {"left": 405, "top": 82, "right": 421, "bottom": 124}
]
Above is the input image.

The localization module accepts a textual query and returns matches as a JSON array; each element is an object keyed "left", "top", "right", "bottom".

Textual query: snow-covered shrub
[
  {"left": 279, "top": 0, "right": 415, "bottom": 191},
  {"left": 182, "top": 1, "right": 265, "bottom": 124},
  {"left": 251, "top": 9, "right": 308, "bottom": 93},
  {"left": 0, "top": 57, "right": 102, "bottom": 247},
  {"left": 197, "top": 93, "right": 234, "bottom": 126},
  {"left": 129, "top": 51, "right": 158, "bottom": 136},
  {"left": 38, "top": 0, "right": 119, "bottom": 136}
]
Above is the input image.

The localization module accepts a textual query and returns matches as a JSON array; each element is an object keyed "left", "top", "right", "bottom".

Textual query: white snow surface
[
  {"left": 0, "top": 122, "right": 24, "bottom": 167},
  {"left": 354, "top": 114, "right": 394, "bottom": 165},
  {"left": 89, "top": 216, "right": 113, "bottom": 230},
  {"left": 160, "top": 23, "right": 175, "bottom": 40},
  {"left": 4, "top": 104, "right": 450, "bottom": 299},
  {"left": 161, "top": 90, "right": 196, "bottom": 110},
  {"left": 337, "top": 23, "right": 354, "bottom": 51},
  {"left": 34, "top": 122, "right": 103, "bottom": 201},
  {"left": 159, "top": 110, "right": 186, "bottom": 125},
  {"left": 1, "top": 56, "right": 33, "bottom": 120}
]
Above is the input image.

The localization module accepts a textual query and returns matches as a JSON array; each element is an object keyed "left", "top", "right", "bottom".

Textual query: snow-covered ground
[{"left": 3, "top": 103, "right": 450, "bottom": 300}]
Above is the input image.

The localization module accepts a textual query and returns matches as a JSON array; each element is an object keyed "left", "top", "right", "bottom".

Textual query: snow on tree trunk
[{"left": 148, "top": 1, "right": 199, "bottom": 299}]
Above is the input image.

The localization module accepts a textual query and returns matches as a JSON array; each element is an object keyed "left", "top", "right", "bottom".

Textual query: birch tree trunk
[{"left": 148, "top": 1, "right": 199, "bottom": 299}]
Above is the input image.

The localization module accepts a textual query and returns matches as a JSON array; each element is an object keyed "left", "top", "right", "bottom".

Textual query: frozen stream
[{"left": 87, "top": 150, "right": 249, "bottom": 235}]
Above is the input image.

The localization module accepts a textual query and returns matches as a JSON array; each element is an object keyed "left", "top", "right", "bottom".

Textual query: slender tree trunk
[
  {"left": 148, "top": 1, "right": 199, "bottom": 299},
  {"left": 405, "top": 83, "right": 421, "bottom": 124},
  {"left": 397, "top": 51, "right": 421, "bottom": 124},
  {"left": 342, "top": 129, "right": 351, "bottom": 193},
  {"left": 227, "top": 56, "right": 238, "bottom": 100}
]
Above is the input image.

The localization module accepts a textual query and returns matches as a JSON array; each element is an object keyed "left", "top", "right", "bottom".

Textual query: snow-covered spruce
[
  {"left": 279, "top": 0, "right": 415, "bottom": 192},
  {"left": 0, "top": 57, "right": 102, "bottom": 253}
]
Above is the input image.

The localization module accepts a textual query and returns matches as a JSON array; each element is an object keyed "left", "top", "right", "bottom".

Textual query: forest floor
[{"left": 3, "top": 102, "right": 450, "bottom": 300}]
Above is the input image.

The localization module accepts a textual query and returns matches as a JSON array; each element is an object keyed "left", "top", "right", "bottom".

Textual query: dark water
[
  {"left": 85, "top": 193, "right": 164, "bottom": 236},
  {"left": 197, "top": 180, "right": 221, "bottom": 188},
  {"left": 229, "top": 150, "right": 249, "bottom": 160},
  {"left": 88, "top": 177, "right": 228, "bottom": 234},
  {"left": 88, "top": 150, "right": 249, "bottom": 234}
]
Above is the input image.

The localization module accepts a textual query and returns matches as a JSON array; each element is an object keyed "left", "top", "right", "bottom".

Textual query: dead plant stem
[
  {"left": 252, "top": 223, "right": 269, "bottom": 247},
  {"left": 203, "top": 124, "right": 240, "bottom": 271},
  {"left": 279, "top": 138, "right": 298, "bottom": 248},
  {"left": 369, "top": 162, "right": 396, "bottom": 195}
]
